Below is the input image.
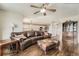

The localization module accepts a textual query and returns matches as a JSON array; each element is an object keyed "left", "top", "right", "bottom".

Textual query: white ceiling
[{"left": 0, "top": 3, "right": 79, "bottom": 24}]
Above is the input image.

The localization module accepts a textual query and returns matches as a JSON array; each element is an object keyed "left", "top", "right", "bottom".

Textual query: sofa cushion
[
  {"left": 36, "top": 31, "right": 42, "bottom": 36},
  {"left": 21, "top": 38, "right": 32, "bottom": 50},
  {"left": 30, "top": 37, "right": 38, "bottom": 40},
  {"left": 23, "top": 38, "right": 32, "bottom": 44},
  {"left": 12, "top": 34, "right": 27, "bottom": 41},
  {"left": 27, "top": 31, "right": 35, "bottom": 37},
  {"left": 11, "top": 32, "right": 23, "bottom": 37},
  {"left": 37, "top": 36, "right": 44, "bottom": 39},
  {"left": 44, "top": 31, "right": 49, "bottom": 36},
  {"left": 23, "top": 31, "right": 27, "bottom": 37}
]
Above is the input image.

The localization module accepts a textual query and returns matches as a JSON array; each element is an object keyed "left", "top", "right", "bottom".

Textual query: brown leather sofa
[{"left": 10, "top": 31, "right": 51, "bottom": 50}]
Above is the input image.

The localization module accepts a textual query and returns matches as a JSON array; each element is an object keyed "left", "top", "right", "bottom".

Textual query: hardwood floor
[
  {"left": 16, "top": 44, "right": 64, "bottom": 56},
  {"left": 16, "top": 44, "right": 79, "bottom": 56},
  {"left": 3, "top": 44, "right": 79, "bottom": 56}
]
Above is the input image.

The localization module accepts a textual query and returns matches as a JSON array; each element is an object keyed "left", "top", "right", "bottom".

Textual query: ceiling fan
[{"left": 30, "top": 3, "right": 56, "bottom": 16}]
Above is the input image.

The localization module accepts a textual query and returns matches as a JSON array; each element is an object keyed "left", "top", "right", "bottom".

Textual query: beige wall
[
  {"left": 0, "top": 11, "right": 4, "bottom": 40},
  {"left": 0, "top": 11, "right": 24, "bottom": 39},
  {"left": 0, "top": 22, "right": 1, "bottom": 39},
  {"left": 0, "top": 18, "right": 1, "bottom": 39}
]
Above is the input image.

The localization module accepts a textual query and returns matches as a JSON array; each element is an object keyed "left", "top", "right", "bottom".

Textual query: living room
[{"left": 0, "top": 3, "right": 79, "bottom": 56}]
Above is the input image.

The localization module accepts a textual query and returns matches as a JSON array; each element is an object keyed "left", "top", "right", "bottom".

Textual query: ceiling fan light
[{"left": 40, "top": 8, "right": 46, "bottom": 13}]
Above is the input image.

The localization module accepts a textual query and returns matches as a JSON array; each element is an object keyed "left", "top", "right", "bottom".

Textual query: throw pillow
[{"left": 14, "top": 34, "right": 26, "bottom": 40}]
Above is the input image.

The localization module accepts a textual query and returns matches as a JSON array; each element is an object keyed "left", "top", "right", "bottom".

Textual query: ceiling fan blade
[
  {"left": 30, "top": 5, "right": 41, "bottom": 8},
  {"left": 33, "top": 11, "right": 40, "bottom": 14},
  {"left": 41, "top": 3, "right": 49, "bottom": 8},
  {"left": 46, "top": 8, "right": 56, "bottom": 12}
]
